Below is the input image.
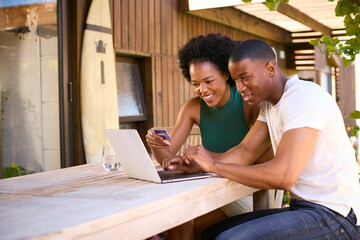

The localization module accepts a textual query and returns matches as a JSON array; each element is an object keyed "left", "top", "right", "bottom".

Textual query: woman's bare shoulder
[{"left": 179, "top": 96, "right": 201, "bottom": 124}]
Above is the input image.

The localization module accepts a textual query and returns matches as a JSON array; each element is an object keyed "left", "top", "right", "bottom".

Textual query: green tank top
[{"left": 200, "top": 87, "right": 249, "bottom": 153}]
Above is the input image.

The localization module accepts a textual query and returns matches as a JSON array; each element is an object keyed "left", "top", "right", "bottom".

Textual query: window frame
[{"left": 116, "top": 56, "right": 148, "bottom": 123}]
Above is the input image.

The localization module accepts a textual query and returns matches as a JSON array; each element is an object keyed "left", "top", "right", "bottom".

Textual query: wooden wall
[
  {"left": 69, "top": 0, "right": 355, "bottom": 165},
  {"left": 340, "top": 64, "right": 356, "bottom": 134},
  {"left": 110, "top": 0, "right": 288, "bottom": 128}
]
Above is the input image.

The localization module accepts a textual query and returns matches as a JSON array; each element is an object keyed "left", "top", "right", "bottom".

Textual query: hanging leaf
[
  {"left": 346, "top": 110, "right": 360, "bottom": 119},
  {"left": 342, "top": 57, "right": 351, "bottom": 68},
  {"left": 309, "top": 39, "right": 320, "bottom": 46},
  {"left": 265, "top": 0, "right": 280, "bottom": 11},
  {"left": 351, "top": 126, "right": 359, "bottom": 137},
  {"left": 335, "top": 0, "right": 353, "bottom": 16},
  {"left": 285, "top": 0, "right": 359, "bottom": 67}
]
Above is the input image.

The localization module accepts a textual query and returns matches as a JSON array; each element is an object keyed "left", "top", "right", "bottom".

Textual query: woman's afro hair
[{"left": 178, "top": 33, "right": 240, "bottom": 87}]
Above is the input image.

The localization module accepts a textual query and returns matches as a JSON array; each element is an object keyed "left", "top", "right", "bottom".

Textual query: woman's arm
[{"left": 146, "top": 97, "right": 200, "bottom": 166}]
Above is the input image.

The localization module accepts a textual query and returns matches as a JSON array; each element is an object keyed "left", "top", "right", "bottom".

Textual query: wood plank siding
[
  {"left": 55, "top": 0, "right": 356, "bottom": 166},
  {"left": 110, "top": 0, "right": 289, "bottom": 127}
]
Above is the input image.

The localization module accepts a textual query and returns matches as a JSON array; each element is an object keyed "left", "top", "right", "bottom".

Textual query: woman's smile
[{"left": 202, "top": 93, "right": 215, "bottom": 102}]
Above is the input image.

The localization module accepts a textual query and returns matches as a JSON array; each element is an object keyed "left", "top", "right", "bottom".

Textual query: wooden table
[{"left": 0, "top": 162, "right": 258, "bottom": 240}]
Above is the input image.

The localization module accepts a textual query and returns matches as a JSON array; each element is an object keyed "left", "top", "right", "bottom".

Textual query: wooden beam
[
  {"left": 178, "top": 0, "right": 247, "bottom": 11},
  {"left": 0, "top": 3, "right": 57, "bottom": 30},
  {"left": 187, "top": 7, "right": 291, "bottom": 44},
  {"left": 178, "top": 0, "right": 190, "bottom": 11},
  {"left": 328, "top": 52, "right": 342, "bottom": 68},
  {"left": 276, "top": 2, "right": 332, "bottom": 36},
  {"left": 178, "top": 0, "right": 333, "bottom": 37}
]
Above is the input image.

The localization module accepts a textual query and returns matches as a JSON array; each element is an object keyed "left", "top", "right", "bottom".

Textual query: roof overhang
[{"left": 178, "top": 0, "right": 346, "bottom": 70}]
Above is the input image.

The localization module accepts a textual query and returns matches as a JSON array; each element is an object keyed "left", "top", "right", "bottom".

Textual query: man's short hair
[{"left": 229, "top": 39, "right": 276, "bottom": 64}]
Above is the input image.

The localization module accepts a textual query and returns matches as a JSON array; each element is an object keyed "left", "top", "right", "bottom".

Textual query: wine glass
[{"left": 102, "top": 144, "right": 121, "bottom": 172}]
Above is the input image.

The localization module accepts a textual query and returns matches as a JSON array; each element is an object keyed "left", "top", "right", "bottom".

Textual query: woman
[
  {"left": 146, "top": 33, "right": 262, "bottom": 239},
  {"left": 147, "top": 33, "right": 259, "bottom": 170}
]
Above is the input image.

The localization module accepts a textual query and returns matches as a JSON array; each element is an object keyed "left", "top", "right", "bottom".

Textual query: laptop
[{"left": 104, "top": 129, "right": 214, "bottom": 183}]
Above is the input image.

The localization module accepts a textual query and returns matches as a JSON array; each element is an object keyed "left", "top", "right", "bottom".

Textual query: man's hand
[
  {"left": 163, "top": 155, "right": 202, "bottom": 173},
  {"left": 183, "top": 145, "right": 216, "bottom": 173}
]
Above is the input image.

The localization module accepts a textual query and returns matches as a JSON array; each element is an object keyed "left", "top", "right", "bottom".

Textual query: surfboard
[{"left": 80, "top": 0, "right": 119, "bottom": 163}]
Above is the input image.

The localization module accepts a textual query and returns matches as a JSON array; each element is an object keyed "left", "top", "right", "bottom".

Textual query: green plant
[
  {"left": 282, "top": 190, "right": 291, "bottom": 206},
  {"left": 310, "top": 0, "right": 360, "bottom": 67},
  {"left": 346, "top": 110, "right": 360, "bottom": 136},
  {"left": 3, "top": 162, "right": 35, "bottom": 178},
  {"left": 244, "top": 0, "right": 360, "bottom": 67}
]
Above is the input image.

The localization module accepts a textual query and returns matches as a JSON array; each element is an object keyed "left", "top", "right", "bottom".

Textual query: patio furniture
[
  {"left": 0, "top": 162, "right": 258, "bottom": 239},
  {"left": 158, "top": 125, "right": 284, "bottom": 209}
]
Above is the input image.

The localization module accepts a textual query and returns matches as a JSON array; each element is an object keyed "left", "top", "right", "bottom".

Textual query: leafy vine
[{"left": 243, "top": 0, "right": 359, "bottom": 67}]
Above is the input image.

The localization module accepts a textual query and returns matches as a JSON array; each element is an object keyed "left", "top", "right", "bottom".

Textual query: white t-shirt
[{"left": 258, "top": 74, "right": 360, "bottom": 224}]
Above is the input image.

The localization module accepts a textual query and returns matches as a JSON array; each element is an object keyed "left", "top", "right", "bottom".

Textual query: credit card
[{"left": 154, "top": 129, "right": 173, "bottom": 140}]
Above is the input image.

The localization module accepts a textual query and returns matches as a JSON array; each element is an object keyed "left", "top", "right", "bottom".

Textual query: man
[{"left": 182, "top": 39, "right": 360, "bottom": 239}]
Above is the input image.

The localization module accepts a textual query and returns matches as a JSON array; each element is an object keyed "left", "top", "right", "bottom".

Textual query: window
[
  {"left": 116, "top": 56, "right": 147, "bottom": 122},
  {"left": 0, "top": 0, "right": 61, "bottom": 172}
]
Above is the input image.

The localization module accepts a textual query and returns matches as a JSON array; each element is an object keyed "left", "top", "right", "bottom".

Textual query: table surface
[{"left": 0, "top": 162, "right": 257, "bottom": 240}]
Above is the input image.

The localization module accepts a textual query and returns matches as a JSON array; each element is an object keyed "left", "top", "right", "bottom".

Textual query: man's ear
[{"left": 265, "top": 61, "right": 276, "bottom": 77}]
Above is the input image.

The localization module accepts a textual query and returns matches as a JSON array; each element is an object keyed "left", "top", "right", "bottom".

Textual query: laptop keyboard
[{"left": 157, "top": 170, "right": 206, "bottom": 180}]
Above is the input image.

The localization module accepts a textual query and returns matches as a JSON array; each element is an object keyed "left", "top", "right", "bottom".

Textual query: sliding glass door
[{"left": 0, "top": 0, "right": 61, "bottom": 173}]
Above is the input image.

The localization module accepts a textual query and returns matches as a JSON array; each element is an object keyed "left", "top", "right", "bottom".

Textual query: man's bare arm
[
  {"left": 206, "top": 121, "right": 271, "bottom": 165},
  {"left": 193, "top": 127, "right": 319, "bottom": 190}
]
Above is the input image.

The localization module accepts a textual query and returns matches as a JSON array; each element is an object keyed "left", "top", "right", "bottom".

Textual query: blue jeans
[{"left": 202, "top": 200, "right": 360, "bottom": 240}]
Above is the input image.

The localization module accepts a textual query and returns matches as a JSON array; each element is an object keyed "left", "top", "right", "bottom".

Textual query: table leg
[{"left": 253, "top": 189, "right": 272, "bottom": 210}]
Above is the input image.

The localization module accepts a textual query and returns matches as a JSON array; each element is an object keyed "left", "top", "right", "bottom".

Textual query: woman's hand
[
  {"left": 146, "top": 129, "right": 171, "bottom": 149},
  {"left": 163, "top": 155, "right": 202, "bottom": 173}
]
